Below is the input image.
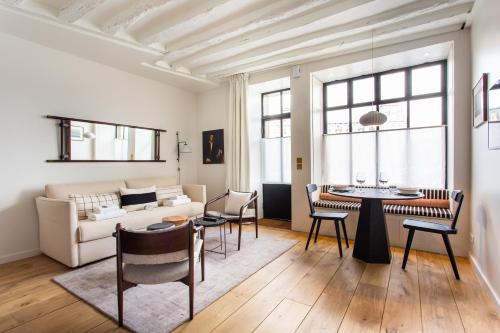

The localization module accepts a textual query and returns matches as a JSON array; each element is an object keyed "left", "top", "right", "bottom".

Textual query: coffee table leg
[
  {"left": 219, "top": 225, "right": 223, "bottom": 250},
  {"left": 353, "top": 198, "right": 392, "bottom": 263}
]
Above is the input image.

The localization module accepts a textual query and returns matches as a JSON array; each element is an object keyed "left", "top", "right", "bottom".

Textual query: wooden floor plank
[
  {"left": 380, "top": 248, "right": 422, "bottom": 333},
  {"left": 85, "top": 320, "right": 131, "bottom": 333},
  {"left": 440, "top": 254, "right": 500, "bottom": 333},
  {"left": 338, "top": 259, "right": 392, "bottom": 333},
  {"left": 211, "top": 240, "right": 332, "bottom": 333},
  {"left": 254, "top": 298, "right": 310, "bottom": 333},
  {"left": 286, "top": 244, "right": 343, "bottom": 306},
  {"left": 418, "top": 251, "right": 465, "bottom": 333},
  {"left": 4, "top": 301, "right": 107, "bottom": 333},
  {"left": 296, "top": 248, "right": 365, "bottom": 333}
]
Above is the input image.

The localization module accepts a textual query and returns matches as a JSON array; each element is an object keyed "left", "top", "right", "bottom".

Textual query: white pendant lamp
[{"left": 360, "top": 29, "right": 387, "bottom": 127}]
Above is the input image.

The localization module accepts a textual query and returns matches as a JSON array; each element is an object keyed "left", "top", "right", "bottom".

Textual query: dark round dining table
[{"left": 328, "top": 188, "right": 424, "bottom": 264}]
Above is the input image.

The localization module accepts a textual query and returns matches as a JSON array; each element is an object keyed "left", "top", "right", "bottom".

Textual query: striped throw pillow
[{"left": 69, "top": 192, "right": 120, "bottom": 220}]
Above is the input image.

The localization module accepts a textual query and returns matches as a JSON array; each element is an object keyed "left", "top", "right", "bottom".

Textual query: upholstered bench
[{"left": 314, "top": 185, "right": 452, "bottom": 219}]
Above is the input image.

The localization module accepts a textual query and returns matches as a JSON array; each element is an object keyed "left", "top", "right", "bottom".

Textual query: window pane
[
  {"left": 326, "top": 109, "right": 349, "bottom": 134},
  {"left": 326, "top": 82, "right": 348, "bottom": 107},
  {"left": 410, "top": 97, "right": 442, "bottom": 127},
  {"left": 324, "top": 134, "right": 351, "bottom": 184},
  {"left": 352, "top": 132, "right": 376, "bottom": 185},
  {"left": 379, "top": 102, "right": 407, "bottom": 130},
  {"left": 264, "top": 119, "right": 281, "bottom": 138},
  {"left": 378, "top": 127, "right": 445, "bottom": 187},
  {"left": 381, "top": 71, "right": 405, "bottom": 100},
  {"left": 353, "top": 77, "right": 374, "bottom": 104},
  {"left": 282, "top": 118, "right": 291, "bottom": 137},
  {"left": 412, "top": 65, "right": 441, "bottom": 95},
  {"left": 263, "top": 92, "right": 281, "bottom": 116},
  {"left": 261, "top": 138, "right": 281, "bottom": 182},
  {"left": 282, "top": 90, "right": 290, "bottom": 113},
  {"left": 352, "top": 106, "right": 377, "bottom": 132}
]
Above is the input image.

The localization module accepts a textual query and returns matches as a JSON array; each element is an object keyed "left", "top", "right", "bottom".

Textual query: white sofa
[{"left": 36, "top": 176, "right": 206, "bottom": 267}]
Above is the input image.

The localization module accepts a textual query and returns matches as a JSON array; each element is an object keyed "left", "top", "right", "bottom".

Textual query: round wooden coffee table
[{"left": 162, "top": 215, "right": 188, "bottom": 226}]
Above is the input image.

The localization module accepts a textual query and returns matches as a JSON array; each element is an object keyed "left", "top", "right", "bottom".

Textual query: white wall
[
  {"left": 0, "top": 33, "right": 199, "bottom": 263},
  {"left": 470, "top": 0, "right": 500, "bottom": 305},
  {"left": 196, "top": 84, "right": 229, "bottom": 210}
]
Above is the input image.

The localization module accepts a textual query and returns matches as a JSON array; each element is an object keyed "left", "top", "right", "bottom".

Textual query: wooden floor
[{"left": 0, "top": 225, "right": 499, "bottom": 333}]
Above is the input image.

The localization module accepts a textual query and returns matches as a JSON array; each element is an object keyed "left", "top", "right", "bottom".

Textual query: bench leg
[
  {"left": 334, "top": 220, "right": 343, "bottom": 257},
  {"left": 341, "top": 220, "right": 349, "bottom": 248},
  {"left": 314, "top": 219, "right": 322, "bottom": 243},
  {"left": 402, "top": 229, "right": 415, "bottom": 270},
  {"left": 442, "top": 234, "right": 460, "bottom": 280},
  {"left": 306, "top": 219, "right": 317, "bottom": 250}
]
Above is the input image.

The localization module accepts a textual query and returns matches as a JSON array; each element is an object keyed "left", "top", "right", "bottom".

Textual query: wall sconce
[{"left": 176, "top": 131, "right": 192, "bottom": 183}]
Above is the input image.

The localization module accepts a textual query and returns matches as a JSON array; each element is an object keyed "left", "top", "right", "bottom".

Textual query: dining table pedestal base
[{"left": 353, "top": 198, "right": 392, "bottom": 264}]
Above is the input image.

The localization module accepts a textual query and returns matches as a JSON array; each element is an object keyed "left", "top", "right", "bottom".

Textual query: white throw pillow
[
  {"left": 69, "top": 192, "right": 120, "bottom": 220},
  {"left": 156, "top": 185, "right": 184, "bottom": 205},
  {"left": 224, "top": 191, "right": 252, "bottom": 215},
  {"left": 120, "top": 186, "right": 158, "bottom": 212}
]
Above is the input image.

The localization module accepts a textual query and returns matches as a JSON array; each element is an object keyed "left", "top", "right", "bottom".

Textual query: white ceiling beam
[
  {"left": 136, "top": 0, "right": 234, "bottom": 45},
  {"left": 163, "top": 0, "right": 373, "bottom": 65},
  {"left": 176, "top": 0, "right": 464, "bottom": 68},
  {"left": 192, "top": 1, "right": 473, "bottom": 74},
  {"left": 206, "top": 17, "right": 465, "bottom": 78},
  {"left": 58, "top": 0, "right": 106, "bottom": 23},
  {"left": 101, "top": 0, "right": 177, "bottom": 35},
  {"left": 161, "top": 0, "right": 331, "bottom": 62}
]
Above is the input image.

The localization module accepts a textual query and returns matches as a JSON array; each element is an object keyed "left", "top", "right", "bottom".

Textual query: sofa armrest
[
  {"left": 36, "top": 197, "right": 79, "bottom": 267},
  {"left": 183, "top": 184, "right": 207, "bottom": 204}
]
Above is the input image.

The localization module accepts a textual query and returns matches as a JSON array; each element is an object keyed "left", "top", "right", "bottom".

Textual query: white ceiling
[{"left": 0, "top": 0, "right": 474, "bottom": 92}]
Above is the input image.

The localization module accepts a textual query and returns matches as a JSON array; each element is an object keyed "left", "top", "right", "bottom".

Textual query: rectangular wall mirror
[{"left": 47, "top": 116, "right": 165, "bottom": 162}]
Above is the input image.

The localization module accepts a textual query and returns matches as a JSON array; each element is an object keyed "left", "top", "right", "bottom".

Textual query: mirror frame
[{"left": 46, "top": 115, "right": 166, "bottom": 162}]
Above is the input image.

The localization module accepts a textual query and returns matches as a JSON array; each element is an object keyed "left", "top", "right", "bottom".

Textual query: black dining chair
[
  {"left": 402, "top": 190, "right": 464, "bottom": 279},
  {"left": 305, "top": 184, "right": 349, "bottom": 256}
]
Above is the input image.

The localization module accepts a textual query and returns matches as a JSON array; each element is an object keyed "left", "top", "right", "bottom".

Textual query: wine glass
[
  {"left": 356, "top": 172, "right": 366, "bottom": 193},
  {"left": 379, "top": 172, "right": 389, "bottom": 192}
]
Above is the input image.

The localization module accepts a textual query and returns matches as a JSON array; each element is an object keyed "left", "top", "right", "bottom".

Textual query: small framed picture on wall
[
  {"left": 473, "top": 73, "right": 488, "bottom": 128},
  {"left": 203, "top": 129, "right": 224, "bottom": 164},
  {"left": 488, "top": 73, "right": 500, "bottom": 149}
]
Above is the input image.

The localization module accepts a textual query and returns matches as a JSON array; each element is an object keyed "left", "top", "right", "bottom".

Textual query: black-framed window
[
  {"left": 261, "top": 88, "right": 291, "bottom": 183},
  {"left": 262, "top": 89, "right": 290, "bottom": 138},
  {"left": 323, "top": 61, "right": 448, "bottom": 188}
]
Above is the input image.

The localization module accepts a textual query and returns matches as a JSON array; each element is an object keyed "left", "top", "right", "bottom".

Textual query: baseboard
[
  {"left": 469, "top": 254, "right": 500, "bottom": 311},
  {"left": 0, "top": 248, "right": 41, "bottom": 265}
]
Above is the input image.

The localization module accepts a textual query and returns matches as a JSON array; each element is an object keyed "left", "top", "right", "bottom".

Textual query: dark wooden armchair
[
  {"left": 204, "top": 190, "right": 259, "bottom": 251},
  {"left": 115, "top": 221, "right": 204, "bottom": 326}
]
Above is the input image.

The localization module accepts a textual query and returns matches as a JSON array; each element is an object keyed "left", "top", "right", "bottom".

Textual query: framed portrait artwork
[
  {"left": 488, "top": 73, "right": 500, "bottom": 149},
  {"left": 203, "top": 129, "right": 224, "bottom": 164},
  {"left": 473, "top": 73, "right": 488, "bottom": 128},
  {"left": 70, "top": 125, "right": 84, "bottom": 141}
]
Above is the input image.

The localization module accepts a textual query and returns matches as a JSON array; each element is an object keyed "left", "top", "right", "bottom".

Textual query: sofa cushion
[
  {"left": 319, "top": 193, "right": 449, "bottom": 208},
  {"left": 46, "top": 180, "right": 126, "bottom": 200},
  {"left": 314, "top": 200, "right": 452, "bottom": 219},
  {"left": 78, "top": 202, "right": 204, "bottom": 242}
]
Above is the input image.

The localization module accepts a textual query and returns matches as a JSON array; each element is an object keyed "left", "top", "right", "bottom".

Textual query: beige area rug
[{"left": 53, "top": 228, "right": 298, "bottom": 333}]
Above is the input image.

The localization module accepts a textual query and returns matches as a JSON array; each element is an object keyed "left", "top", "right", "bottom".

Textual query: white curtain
[{"left": 226, "top": 73, "right": 250, "bottom": 191}]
